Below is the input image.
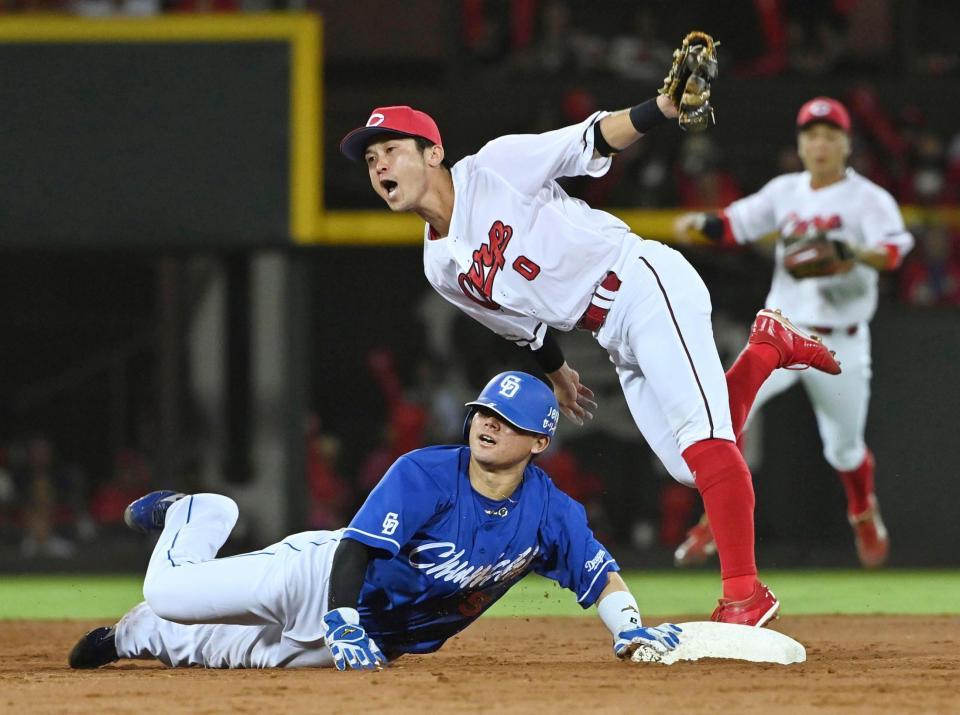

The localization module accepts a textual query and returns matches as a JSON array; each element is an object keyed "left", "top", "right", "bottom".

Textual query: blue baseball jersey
[{"left": 343, "top": 445, "right": 618, "bottom": 659}]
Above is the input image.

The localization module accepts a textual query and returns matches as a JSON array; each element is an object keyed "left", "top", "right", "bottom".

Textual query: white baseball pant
[
  {"left": 597, "top": 240, "right": 736, "bottom": 487},
  {"left": 115, "top": 494, "right": 338, "bottom": 668}
]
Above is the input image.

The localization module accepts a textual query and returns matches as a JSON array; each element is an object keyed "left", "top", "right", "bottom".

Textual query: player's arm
[
  {"left": 676, "top": 176, "right": 784, "bottom": 248},
  {"left": 474, "top": 98, "right": 675, "bottom": 194},
  {"left": 320, "top": 455, "right": 443, "bottom": 672},
  {"left": 674, "top": 210, "right": 738, "bottom": 248},
  {"left": 846, "top": 244, "right": 898, "bottom": 271},
  {"left": 529, "top": 331, "right": 596, "bottom": 425},
  {"left": 592, "top": 95, "right": 678, "bottom": 159},
  {"left": 321, "top": 538, "right": 386, "bottom": 671},
  {"left": 596, "top": 572, "right": 682, "bottom": 660},
  {"left": 852, "top": 190, "right": 914, "bottom": 272},
  {"left": 328, "top": 538, "right": 374, "bottom": 611},
  {"left": 533, "top": 489, "right": 679, "bottom": 660}
]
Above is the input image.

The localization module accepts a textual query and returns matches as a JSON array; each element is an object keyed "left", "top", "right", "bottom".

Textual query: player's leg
[
  {"left": 801, "top": 327, "right": 887, "bottom": 566},
  {"left": 606, "top": 244, "right": 764, "bottom": 612},
  {"left": 676, "top": 310, "right": 839, "bottom": 565},
  {"left": 725, "top": 309, "right": 839, "bottom": 436},
  {"left": 73, "top": 521, "right": 342, "bottom": 669},
  {"left": 114, "top": 601, "right": 334, "bottom": 668},
  {"left": 142, "top": 493, "right": 294, "bottom": 627},
  {"left": 673, "top": 357, "right": 800, "bottom": 567},
  {"left": 614, "top": 361, "right": 696, "bottom": 485}
]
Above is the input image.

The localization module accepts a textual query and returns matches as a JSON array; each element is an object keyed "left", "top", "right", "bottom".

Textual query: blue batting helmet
[{"left": 462, "top": 371, "right": 560, "bottom": 440}]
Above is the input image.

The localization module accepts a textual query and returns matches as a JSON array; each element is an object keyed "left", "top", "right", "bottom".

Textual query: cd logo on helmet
[
  {"left": 366, "top": 112, "right": 385, "bottom": 127},
  {"left": 498, "top": 374, "right": 522, "bottom": 398}
]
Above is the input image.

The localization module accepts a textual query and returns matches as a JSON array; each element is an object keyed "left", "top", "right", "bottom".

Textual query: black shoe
[{"left": 68, "top": 626, "right": 119, "bottom": 669}]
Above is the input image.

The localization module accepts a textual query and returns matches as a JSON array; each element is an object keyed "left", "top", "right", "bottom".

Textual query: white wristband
[{"left": 597, "top": 590, "right": 642, "bottom": 636}]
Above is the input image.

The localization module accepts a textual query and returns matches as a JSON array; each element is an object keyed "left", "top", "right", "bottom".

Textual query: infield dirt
[{"left": 3, "top": 615, "right": 957, "bottom": 714}]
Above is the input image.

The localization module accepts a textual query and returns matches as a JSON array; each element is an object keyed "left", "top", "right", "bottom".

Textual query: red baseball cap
[
  {"left": 340, "top": 106, "right": 443, "bottom": 162},
  {"left": 796, "top": 97, "right": 851, "bottom": 133}
]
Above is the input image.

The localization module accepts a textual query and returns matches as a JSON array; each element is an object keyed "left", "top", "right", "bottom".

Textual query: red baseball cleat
[
  {"left": 749, "top": 308, "right": 842, "bottom": 375},
  {"left": 711, "top": 582, "right": 780, "bottom": 627},
  {"left": 849, "top": 494, "right": 889, "bottom": 568},
  {"left": 673, "top": 516, "right": 717, "bottom": 567}
]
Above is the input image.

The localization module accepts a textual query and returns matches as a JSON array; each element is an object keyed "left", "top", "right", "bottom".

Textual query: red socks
[
  {"left": 678, "top": 343, "right": 779, "bottom": 601},
  {"left": 682, "top": 439, "right": 757, "bottom": 600},
  {"left": 837, "top": 450, "right": 875, "bottom": 516},
  {"left": 725, "top": 343, "right": 780, "bottom": 438}
]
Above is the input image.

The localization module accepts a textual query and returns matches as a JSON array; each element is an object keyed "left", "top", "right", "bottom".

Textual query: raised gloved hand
[
  {"left": 614, "top": 622, "right": 683, "bottom": 659},
  {"left": 322, "top": 607, "right": 386, "bottom": 671},
  {"left": 659, "top": 31, "right": 720, "bottom": 132}
]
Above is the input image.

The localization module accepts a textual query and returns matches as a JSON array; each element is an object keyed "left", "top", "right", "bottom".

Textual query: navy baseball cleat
[
  {"left": 123, "top": 490, "right": 186, "bottom": 534},
  {"left": 68, "top": 626, "right": 119, "bottom": 669}
]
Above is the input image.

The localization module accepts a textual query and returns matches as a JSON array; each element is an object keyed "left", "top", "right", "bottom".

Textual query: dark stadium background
[{"left": 0, "top": 1, "right": 957, "bottom": 570}]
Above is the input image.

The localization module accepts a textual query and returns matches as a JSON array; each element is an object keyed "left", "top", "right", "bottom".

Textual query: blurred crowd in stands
[
  {"left": 3, "top": 0, "right": 957, "bottom": 82},
  {"left": 0, "top": 434, "right": 172, "bottom": 559},
  {"left": 0, "top": 0, "right": 298, "bottom": 13},
  {"left": 461, "top": 0, "right": 957, "bottom": 78}
]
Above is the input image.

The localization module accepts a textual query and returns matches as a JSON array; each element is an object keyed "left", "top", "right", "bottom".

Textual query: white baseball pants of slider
[
  {"left": 596, "top": 239, "right": 736, "bottom": 487},
  {"left": 115, "top": 494, "right": 339, "bottom": 668},
  {"left": 744, "top": 323, "right": 871, "bottom": 471}
]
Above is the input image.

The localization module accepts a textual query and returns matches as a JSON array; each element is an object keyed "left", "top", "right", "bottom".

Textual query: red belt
[
  {"left": 576, "top": 271, "right": 622, "bottom": 332},
  {"left": 806, "top": 324, "right": 859, "bottom": 337}
]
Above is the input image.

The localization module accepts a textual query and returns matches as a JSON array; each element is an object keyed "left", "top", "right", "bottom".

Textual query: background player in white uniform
[
  {"left": 339, "top": 89, "right": 841, "bottom": 624},
  {"left": 673, "top": 97, "right": 914, "bottom": 569},
  {"left": 67, "top": 372, "right": 682, "bottom": 670}
]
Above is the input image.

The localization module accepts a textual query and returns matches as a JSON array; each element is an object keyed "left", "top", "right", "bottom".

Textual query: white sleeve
[
  {"left": 438, "top": 289, "right": 548, "bottom": 350},
  {"left": 724, "top": 178, "right": 782, "bottom": 244},
  {"left": 462, "top": 304, "right": 549, "bottom": 350},
  {"left": 859, "top": 186, "right": 914, "bottom": 256},
  {"left": 470, "top": 112, "right": 613, "bottom": 196}
]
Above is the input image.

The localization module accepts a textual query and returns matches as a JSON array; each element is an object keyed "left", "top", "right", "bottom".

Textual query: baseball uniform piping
[
  {"left": 638, "top": 257, "right": 715, "bottom": 438},
  {"left": 166, "top": 495, "right": 195, "bottom": 568},
  {"left": 512, "top": 321, "right": 544, "bottom": 347},
  {"left": 578, "top": 559, "right": 616, "bottom": 603},
  {"left": 343, "top": 527, "right": 401, "bottom": 551}
]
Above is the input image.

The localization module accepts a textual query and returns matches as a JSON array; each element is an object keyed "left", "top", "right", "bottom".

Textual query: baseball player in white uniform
[
  {"left": 673, "top": 97, "right": 914, "bottom": 569},
  {"left": 339, "top": 91, "right": 841, "bottom": 624}
]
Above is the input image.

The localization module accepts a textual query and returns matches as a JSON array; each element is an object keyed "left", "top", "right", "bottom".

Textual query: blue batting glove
[
  {"left": 614, "top": 622, "right": 682, "bottom": 659},
  {"left": 321, "top": 607, "right": 386, "bottom": 671}
]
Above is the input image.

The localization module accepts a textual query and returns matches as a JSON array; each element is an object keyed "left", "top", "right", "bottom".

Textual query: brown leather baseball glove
[
  {"left": 659, "top": 31, "right": 719, "bottom": 132},
  {"left": 783, "top": 236, "right": 856, "bottom": 279}
]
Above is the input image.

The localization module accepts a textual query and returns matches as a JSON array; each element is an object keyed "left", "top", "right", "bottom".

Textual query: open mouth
[
  {"left": 478, "top": 434, "right": 497, "bottom": 446},
  {"left": 381, "top": 179, "right": 398, "bottom": 198}
]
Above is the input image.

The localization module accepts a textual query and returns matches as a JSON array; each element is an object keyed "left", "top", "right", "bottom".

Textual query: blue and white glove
[
  {"left": 321, "top": 607, "right": 386, "bottom": 671},
  {"left": 613, "top": 623, "right": 683, "bottom": 659}
]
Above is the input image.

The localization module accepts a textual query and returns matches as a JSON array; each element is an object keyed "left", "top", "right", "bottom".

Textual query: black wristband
[
  {"left": 702, "top": 214, "right": 724, "bottom": 242},
  {"left": 629, "top": 98, "right": 668, "bottom": 134},
  {"left": 832, "top": 239, "right": 855, "bottom": 261},
  {"left": 530, "top": 330, "right": 565, "bottom": 374},
  {"left": 593, "top": 122, "right": 618, "bottom": 157}
]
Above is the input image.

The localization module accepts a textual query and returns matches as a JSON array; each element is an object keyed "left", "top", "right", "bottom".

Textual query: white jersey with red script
[
  {"left": 724, "top": 168, "right": 914, "bottom": 328},
  {"left": 423, "top": 111, "right": 645, "bottom": 350},
  {"left": 422, "top": 113, "right": 734, "bottom": 483}
]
